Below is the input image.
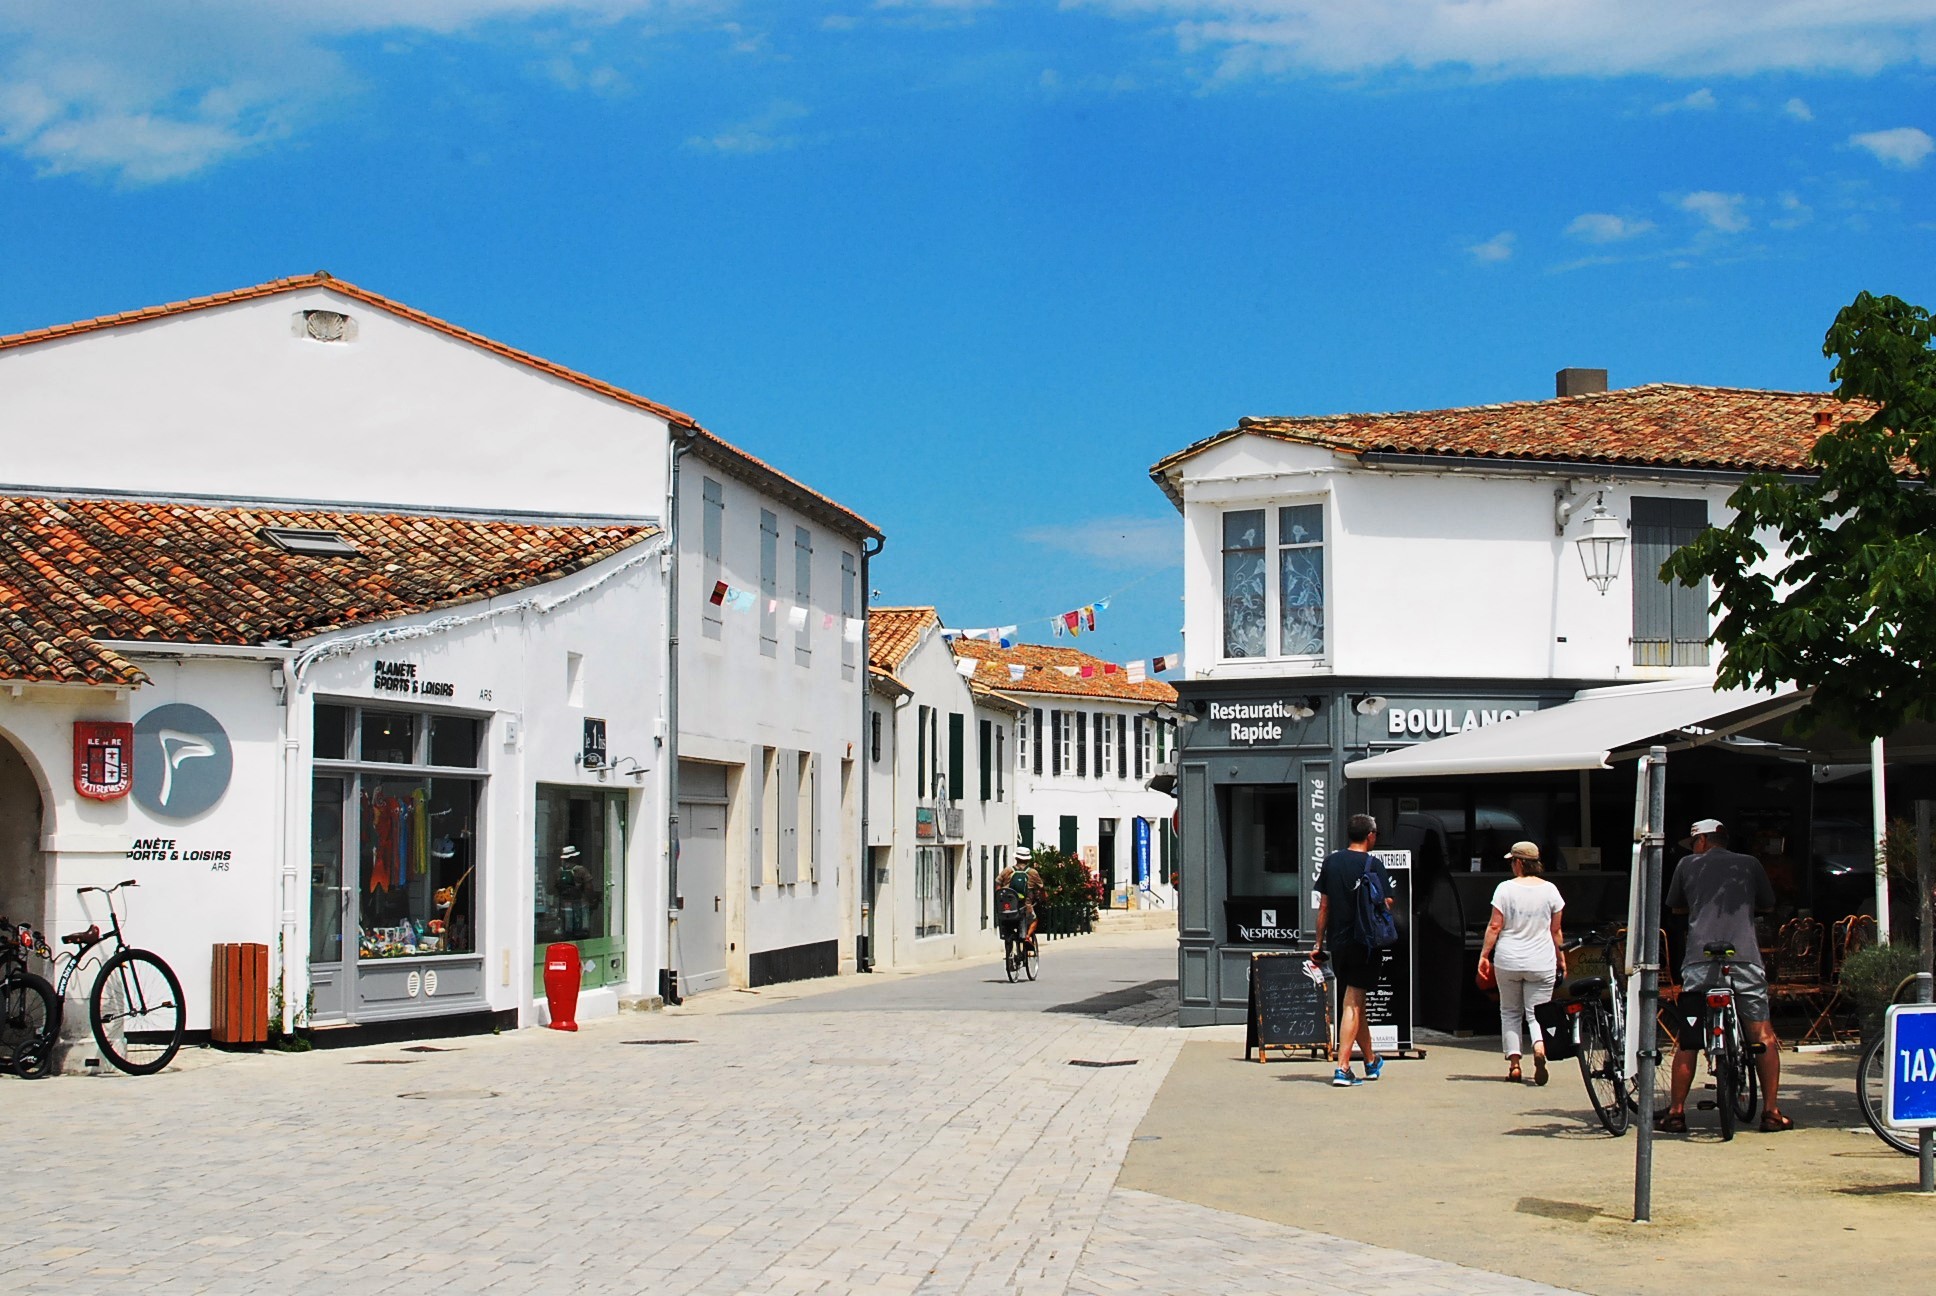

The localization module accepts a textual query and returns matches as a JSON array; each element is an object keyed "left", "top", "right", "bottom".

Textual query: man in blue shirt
[{"left": 1311, "top": 813, "right": 1394, "bottom": 1087}]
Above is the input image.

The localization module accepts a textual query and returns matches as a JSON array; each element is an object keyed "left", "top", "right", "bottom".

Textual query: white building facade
[
  {"left": 1150, "top": 375, "right": 1850, "bottom": 1026},
  {"left": 863, "top": 609, "right": 1022, "bottom": 967}
]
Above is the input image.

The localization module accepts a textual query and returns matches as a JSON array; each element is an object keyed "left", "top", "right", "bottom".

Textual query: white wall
[
  {"left": 0, "top": 289, "right": 671, "bottom": 518},
  {"left": 1177, "top": 434, "right": 1736, "bottom": 684},
  {"left": 1010, "top": 697, "right": 1175, "bottom": 904}
]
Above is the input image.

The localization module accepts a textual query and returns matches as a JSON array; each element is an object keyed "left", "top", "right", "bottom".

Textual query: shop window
[
  {"left": 429, "top": 715, "right": 481, "bottom": 769},
  {"left": 361, "top": 711, "right": 416, "bottom": 765},
  {"left": 315, "top": 704, "right": 351, "bottom": 761},
  {"left": 1222, "top": 509, "right": 1267, "bottom": 658},
  {"left": 1222, "top": 784, "right": 1301, "bottom": 900},
  {"left": 916, "top": 846, "right": 955, "bottom": 937},
  {"left": 533, "top": 786, "right": 625, "bottom": 976},
  {"left": 1278, "top": 503, "right": 1325, "bottom": 656},
  {"left": 1631, "top": 497, "right": 1710, "bottom": 667}
]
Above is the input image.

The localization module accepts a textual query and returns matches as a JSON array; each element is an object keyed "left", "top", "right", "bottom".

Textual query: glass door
[
  {"left": 309, "top": 776, "right": 349, "bottom": 1020},
  {"left": 533, "top": 787, "right": 626, "bottom": 991}
]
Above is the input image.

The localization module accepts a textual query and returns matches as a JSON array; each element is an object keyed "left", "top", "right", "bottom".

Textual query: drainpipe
[
  {"left": 662, "top": 428, "right": 694, "bottom": 1005},
  {"left": 858, "top": 535, "right": 884, "bottom": 971}
]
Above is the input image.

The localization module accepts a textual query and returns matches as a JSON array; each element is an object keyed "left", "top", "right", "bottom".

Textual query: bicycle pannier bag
[{"left": 1533, "top": 999, "right": 1580, "bottom": 1061}]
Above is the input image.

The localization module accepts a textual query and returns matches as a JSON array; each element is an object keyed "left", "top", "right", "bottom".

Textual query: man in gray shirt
[{"left": 1658, "top": 818, "right": 1790, "bottom": 1132}]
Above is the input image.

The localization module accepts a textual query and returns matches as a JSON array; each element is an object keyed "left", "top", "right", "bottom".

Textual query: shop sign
[
  {"left": 915, "top": 807, "right": 936, "bottom": 840},
  {"left": 1304, "top": 768, "right": 1329, "bottom": 908},
  {"left": 582, "top": 717, "right": 608, "bottom": 768},
  {"left": 1225, "top": 901, "right": 1302, "bottom": 945},
  {"left": 373, "top": 659, "right": 456, "bottom": 698},
  {"left": 133, "top": 703, "right": 233, "bottom": 819},
  {"left": 73, "top": 721, "right": 134, "bottom": 801},
  {"left": 1206, "top": 699, "right": 1304, "bottom": 746},
  {"left": 1347, "top": 697, "right": 1546, "bottom": 747}
]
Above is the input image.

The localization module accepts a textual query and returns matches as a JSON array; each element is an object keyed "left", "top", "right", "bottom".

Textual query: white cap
[{"left": 1690, "top": 818, "right": 1723, "bottom": 836}]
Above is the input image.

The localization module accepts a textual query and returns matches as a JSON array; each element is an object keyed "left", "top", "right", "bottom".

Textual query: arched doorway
[{"left": 0, "top": 735, "right": 45, "bottom": 933}]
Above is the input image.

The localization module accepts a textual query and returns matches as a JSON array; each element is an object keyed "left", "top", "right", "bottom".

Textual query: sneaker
[
  {"left": 1332, "top": 1068, "right": 1362, "bottom": 1087},
  {"left": 1364, "top": 1057, "right": 1384, "bottom": 1081}
]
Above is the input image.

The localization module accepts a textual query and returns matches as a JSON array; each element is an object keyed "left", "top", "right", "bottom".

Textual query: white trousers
[{"left": 1496, "top": 967, "right": 1556, "bottom": 1058}]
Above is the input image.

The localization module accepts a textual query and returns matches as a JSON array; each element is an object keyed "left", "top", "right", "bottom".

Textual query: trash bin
[{"left": 543, "top": 942, "right": 581, "bottom": 1032}]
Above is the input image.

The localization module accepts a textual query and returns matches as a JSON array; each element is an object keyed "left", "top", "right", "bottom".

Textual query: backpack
[{"left": 1352, "top": 860, "right": 1399, "bottom": 953}]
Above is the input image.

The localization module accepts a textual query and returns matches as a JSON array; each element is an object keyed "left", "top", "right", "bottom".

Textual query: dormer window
[{"left": 260, "top": 527, "right": 360, "bottom": 557}]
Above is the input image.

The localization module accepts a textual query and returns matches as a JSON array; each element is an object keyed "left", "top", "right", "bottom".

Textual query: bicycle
[
  {"left": 1547, "top": 927, "right": 1672, "bottom": 1136},
  {"left": 0, "top": 922, "right": 60, "bottom": 1078},
  {"left": 1688, "top": 941, "right": 1761, "bottom": 1140},
  {"left": 1856, "top": 974, "right": 1925, "bottom": 1156},
  {"left": 27, "top": 881, "right": 186, "bottom": 1076},
  {"left": 996, "top": 901, "right": 1039, "bottom": 983}
]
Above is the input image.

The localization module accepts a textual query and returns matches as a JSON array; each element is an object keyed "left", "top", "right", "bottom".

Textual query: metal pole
[
  {"left": 1634, "top": 746, "right": 1667, "bottom": 1225},
  {"left": 1917, "top": 802, "right": 1932, "bottom": 1192},
  {"left": 1874, "top": 737, "right": 1891, "bottom": 944}
]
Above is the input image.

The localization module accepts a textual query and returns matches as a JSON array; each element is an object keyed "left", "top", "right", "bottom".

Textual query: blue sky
[{"left": 2, "top": 2, "right": 1932, "bottom": 667}]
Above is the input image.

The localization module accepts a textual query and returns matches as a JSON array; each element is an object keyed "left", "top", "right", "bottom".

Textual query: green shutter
[
  {"left": 1060, "top": 815, "right": 1078, "bottom": 855},
  {"left": 1018, "top": 814, "right": 1034, "bottom": 848},
  {"left": 948, "top": 713, "right": 965, "bottom": 802},
  {"left": 978, "top": 718, "right": 991, "bottom": 802}
]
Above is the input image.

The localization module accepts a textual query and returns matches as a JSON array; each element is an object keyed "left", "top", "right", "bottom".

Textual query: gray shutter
[
  {"left": 748, "top": 747, "right": 766, "bottom": 888},
  {"left": 778, "top": 751, "right": 800, "bottom": 885},
  {"left": 808, "top": 753, "right": 821, "bottom": 884},
  {"left": 759, "top": 510, "right": 779, "bottom": 656}
]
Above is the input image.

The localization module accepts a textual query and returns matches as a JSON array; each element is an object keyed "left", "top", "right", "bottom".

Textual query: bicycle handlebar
[{"left": 75, "top": 879, "right": 139, "bottom": 897}]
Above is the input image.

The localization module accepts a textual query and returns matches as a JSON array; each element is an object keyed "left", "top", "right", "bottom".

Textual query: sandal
[
  {"left": 1533, "top": 1055, "right": 1549, "bottom": 1086},
  {"left": 1654, "top": 1111, "right": 1687, "bottom": 1134},
  {"left": 1760, "top": 1110, "right": 1795, "bottom": 1133},
  {"left": 1507, "top": 1062, "right": 1522, "bottom": 1083}
]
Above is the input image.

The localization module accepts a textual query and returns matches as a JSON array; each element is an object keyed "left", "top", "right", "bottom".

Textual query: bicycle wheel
[
  {"left": 1714, "top": 1052, "right": 1738, "bottom": 1141},
  {"left": 1, "top": 971, "right": 59, "bottom": 1078},
  {"left": 1730, "top": 1014, "right": 1760, "bottom": 1125},
  {"left": 1577, "top": 1010, "right": 1629, "bottom": 1136},
  {"left": 1857, "top": 1034, "right": 1919, "bottom": 1156},
  {"left": 1024, "top": 942, "right": 1040, "bottom": 982},
  {"left": 89, "top": 949, "right": 184, "bottom": 1076},
  {"left": 1004, "top": 939, "right": 1019, "bottom": 983}
]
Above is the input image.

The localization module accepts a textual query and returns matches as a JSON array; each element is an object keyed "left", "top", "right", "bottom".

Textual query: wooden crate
[{"left": 210, "top": 942, "right": 269, "bottom": 1046}]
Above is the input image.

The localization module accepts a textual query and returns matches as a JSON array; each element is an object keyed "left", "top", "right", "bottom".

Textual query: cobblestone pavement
[{"left": 0, "top": 936, "right": 1569, "bottom": 1295}]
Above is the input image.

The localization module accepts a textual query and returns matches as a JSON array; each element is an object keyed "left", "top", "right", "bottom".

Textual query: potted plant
[{"left": 1839, "top": 941, "right": 1925, "bottom": 1046}]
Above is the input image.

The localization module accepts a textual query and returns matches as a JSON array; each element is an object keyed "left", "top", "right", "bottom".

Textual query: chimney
[
  {"left": 1813, "top": 411, "right": 1833, "bottom": 431},
  {"left": 1556, "top": 368, "right": 1609, "bottom": 398}
]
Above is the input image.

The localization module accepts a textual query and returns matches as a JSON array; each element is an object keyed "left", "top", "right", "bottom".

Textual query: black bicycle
[
  {"left": 996, "top": 902, "right": 1038, "bottom": 983},
  {"left": 1689, "top": 941, "right": 1761, "bottom": 1140},
  {"left": 1555, "top": 927, "right": 1673, "bottom": 1137},
  {"left": 16, "top": 881, "right": 185, "bottom": 1076},
  {"left": 0, "top": 922, "right": 59, "bottom": 1078}
]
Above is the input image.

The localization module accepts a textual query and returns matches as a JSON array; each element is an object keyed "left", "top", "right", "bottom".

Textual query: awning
[{"left": 1344, "top": 679, "right": 1811, "bottom": 780}]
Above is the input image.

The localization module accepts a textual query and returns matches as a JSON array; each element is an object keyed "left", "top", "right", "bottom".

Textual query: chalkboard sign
[{"left": 1244, "top": 952, "right": 1332, "bottom": 1062}]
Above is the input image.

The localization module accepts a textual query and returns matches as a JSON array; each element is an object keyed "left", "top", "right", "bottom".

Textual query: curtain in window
[{"left": 1222, "top": 510, "right": 1266, "bottom": 657}]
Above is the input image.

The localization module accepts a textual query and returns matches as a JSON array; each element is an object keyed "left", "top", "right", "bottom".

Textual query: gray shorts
[{"left": 1675, "top": 959, "right": 1770, "bottom": 1046}]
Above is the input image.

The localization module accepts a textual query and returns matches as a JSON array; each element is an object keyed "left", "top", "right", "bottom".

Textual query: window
[
  {"left": 759, "top": 510, "right": 779, "bottom": 657},
  {"left": 948, "top": 712, "right": 964, "bottom": 802},
  {"left": 840, "top": 551, "right": 858, "bottom": 679},
  {"left": 916, "top": 846, "right": 954, "bottom": 937},
  {"left": 1278, "top": 503, "right": 1325, "bottom": 656},
  {"left": 1053, "top": 711, "right": 1068, "bottom": 776},
  {"left": 1631, "top": 497, "right": 1710, "bottom": 667},
  {"left": 261, "top": 526, "right": 359, "bottom": 556},
  {"left": 978, "top": 718, "right": 992, "bottom": 802},
  {"left": 533, "top": 787, "right": 625, "bottom": 988},
  {"left": 1222, "top": 784, "right": 1301, "bottom": 900},
  {"left": 869, "top": 710, "right": 882, "bottom": 763},
  {"left": 312, "top": 702, "right": 485, "bottom": 964},
  {"left": 1017, "top": 712, "right": 1029, "bottom": 772},
  {"left": 794, "top": 526, "right": 813, "bottom": 666},
  {"left": 1099, "top": 714, "right": 1114, "bottom": 777},
  {"left": 702, "top": 477, "right": 724, "bottom": 638},
  {"left": 1222, "top": 509, "right": 1267, "bottom": 657},
  {"left": 1140, "top": 717, "right": 1154, "bottom": 776},
  {"left": 1132, "top": 716, "right": 1145, "bottom": 780}
]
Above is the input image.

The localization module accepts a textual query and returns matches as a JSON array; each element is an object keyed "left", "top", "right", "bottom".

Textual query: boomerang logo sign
[{"left": 157, "top": 729, "right": 215, "bottom": 809}]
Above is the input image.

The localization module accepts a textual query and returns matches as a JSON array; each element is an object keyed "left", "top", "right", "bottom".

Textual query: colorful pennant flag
[
  {"left": 787, "top": 606, "right": 808, "bottom": 632},
  {"left": 1126, "top": 661, "right": 1146, "bottom": 684},
  {"left": 1079, "top": 665, "right": 1096, "bottom": 679},
  {"left": 1007, "top": 663, "right": 1027, "bottom": 681},
  {"left": 955, "top": 657, "right": 978, "bottom": 679},
  {"left": 843, "top": 617, "right": 865, "bottom": 644}
]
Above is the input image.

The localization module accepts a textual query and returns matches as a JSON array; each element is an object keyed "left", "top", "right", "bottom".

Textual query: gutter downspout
[
  {"left": 663, "top": 429, "right": 694, "bottom": 1004},
  {"left": 858, "top": 535, "right": 884, "bottom": 971}
]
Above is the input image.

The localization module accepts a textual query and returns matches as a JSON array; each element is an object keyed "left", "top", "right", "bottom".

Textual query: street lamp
[{"left": 1574, "top": 495, "right": 1626, "bottom": 595}]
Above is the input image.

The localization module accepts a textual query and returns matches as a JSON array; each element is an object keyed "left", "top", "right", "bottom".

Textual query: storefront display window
[
  {"left": 311, "top": 777, "right": 345, "bottom": 964},
  {"left": 1222, "top": 784, "right": 1301, "bottom": 899},
  {"left": 916, "top": 846, "right": 954, "bottom": 937},
  {"left": 358, "top": 777, "right": 479, "bottom": 957},
  {"left": 533, "top": 786, "right": 624, "bottom": 958}
]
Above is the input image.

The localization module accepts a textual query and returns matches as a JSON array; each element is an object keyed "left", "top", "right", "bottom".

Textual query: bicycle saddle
[
  {"left": 1702, "top": 942, "right": 1736, "bottom": 959},
  {"left": 62, "top": 924, "right": 99, "bottom": 948},
  {"left": 1565, "top": 976, "right": 1607, "bottom": 998}
]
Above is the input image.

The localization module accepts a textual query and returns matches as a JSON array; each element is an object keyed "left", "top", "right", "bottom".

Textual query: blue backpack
[{"left": 1352, "top": 860, "right": 1399, "bottom": 954}]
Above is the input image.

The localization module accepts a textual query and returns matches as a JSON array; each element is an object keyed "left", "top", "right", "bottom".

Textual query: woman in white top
[{"left": 1477, "top": 841, "right": 1566, "bottom": 1084}]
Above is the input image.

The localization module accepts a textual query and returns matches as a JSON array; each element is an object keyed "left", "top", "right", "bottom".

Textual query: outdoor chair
[
  {"left": 1803, "top": 914, "right": 1878, "bottom": 1043},
  {"left": 1767, "top": 917, "right": 1828, "bottom": 1040}
]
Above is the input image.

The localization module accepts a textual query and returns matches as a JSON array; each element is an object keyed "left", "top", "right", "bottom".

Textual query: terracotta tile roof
[
  {"left": 0, "top": 495, "right": 657, "bottom": 686},
  {"left": 867, "top": 607, "right": 936, "bottom": 674},
  {"left": 1151, "top": 384, "right": 1878, "bottom": 506},
  {"left": 949, "top": 639, "right": 1178, "bottom": 704},
  {"left": 0, "top": 273, "right": 880, "bottom": 540}
]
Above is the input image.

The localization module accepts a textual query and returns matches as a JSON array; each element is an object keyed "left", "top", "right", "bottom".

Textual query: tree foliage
[{"left": 1663, "top": 292, "right": 1936, "bottom": 738}]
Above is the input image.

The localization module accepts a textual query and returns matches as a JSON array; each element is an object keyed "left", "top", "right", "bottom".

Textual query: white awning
[{"left": 1344, "top": 679, "right": 1810, "bottom": 780}]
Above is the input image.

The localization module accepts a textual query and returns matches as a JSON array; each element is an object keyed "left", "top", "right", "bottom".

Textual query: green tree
[{"left": 1664, "top": 292, "right": 1936, "bottom": 738}]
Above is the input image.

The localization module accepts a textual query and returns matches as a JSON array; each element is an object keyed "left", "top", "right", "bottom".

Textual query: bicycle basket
[{"left": 1533, "top": 1000, "right": 1582, "bottom": 1060}]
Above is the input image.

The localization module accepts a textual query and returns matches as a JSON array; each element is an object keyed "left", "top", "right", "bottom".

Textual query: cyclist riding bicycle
[
  {"left": 996, "top": 855, "right": 1045, "bottom": 955},
  {"left": 1657, "top": 818, "right": 1793, "bottom": 1134}
]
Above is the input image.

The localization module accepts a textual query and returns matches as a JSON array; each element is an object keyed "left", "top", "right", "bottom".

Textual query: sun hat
[{"left": 1504, "top": 841, "right": 1540, "bottom": 862}]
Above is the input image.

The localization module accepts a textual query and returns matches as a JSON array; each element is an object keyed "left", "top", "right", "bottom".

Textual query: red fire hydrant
[{"left": 543, "top": 942, "right": 581, "bottom": 1031}]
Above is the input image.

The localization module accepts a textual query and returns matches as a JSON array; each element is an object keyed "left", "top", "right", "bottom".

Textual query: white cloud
[
  {"left": 1850, "top": 125, "right": 1935, "bottom": 168},
  {"left": 1770, "top": 190, "right": 1812, "bottom": 229},
  {"left": 1466, "top": 231, "right": 1515, "bottom": 263},
  {"left": 1077, "top": 1, "right": 1936, "bottom": 78},
  {"left": 1566, "top": 212, "right": 1655, "bottom": 243},
  {"left": 1677, "top": 190, "right": 1749, "bottom": 232},
  {"left": 1783, "top": 96, "right": 1814, "bottom": 121},
  {"left": 686, "top": 101, "right": 811, "bottom": 154},
  {"left": 1655, "top": 87, "right": 1716, "bottom": 113},
  {"left": 1020, "top": 517, "right": 1180, "bottom": 568},
  {"left": 0, "top": 1, "right": 684, "bottom": 183}
]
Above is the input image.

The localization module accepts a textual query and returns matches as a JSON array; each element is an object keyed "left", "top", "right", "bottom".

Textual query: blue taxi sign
[{"left": 1883, "top": 1003, "right": 1936, "bottom": 1130}]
